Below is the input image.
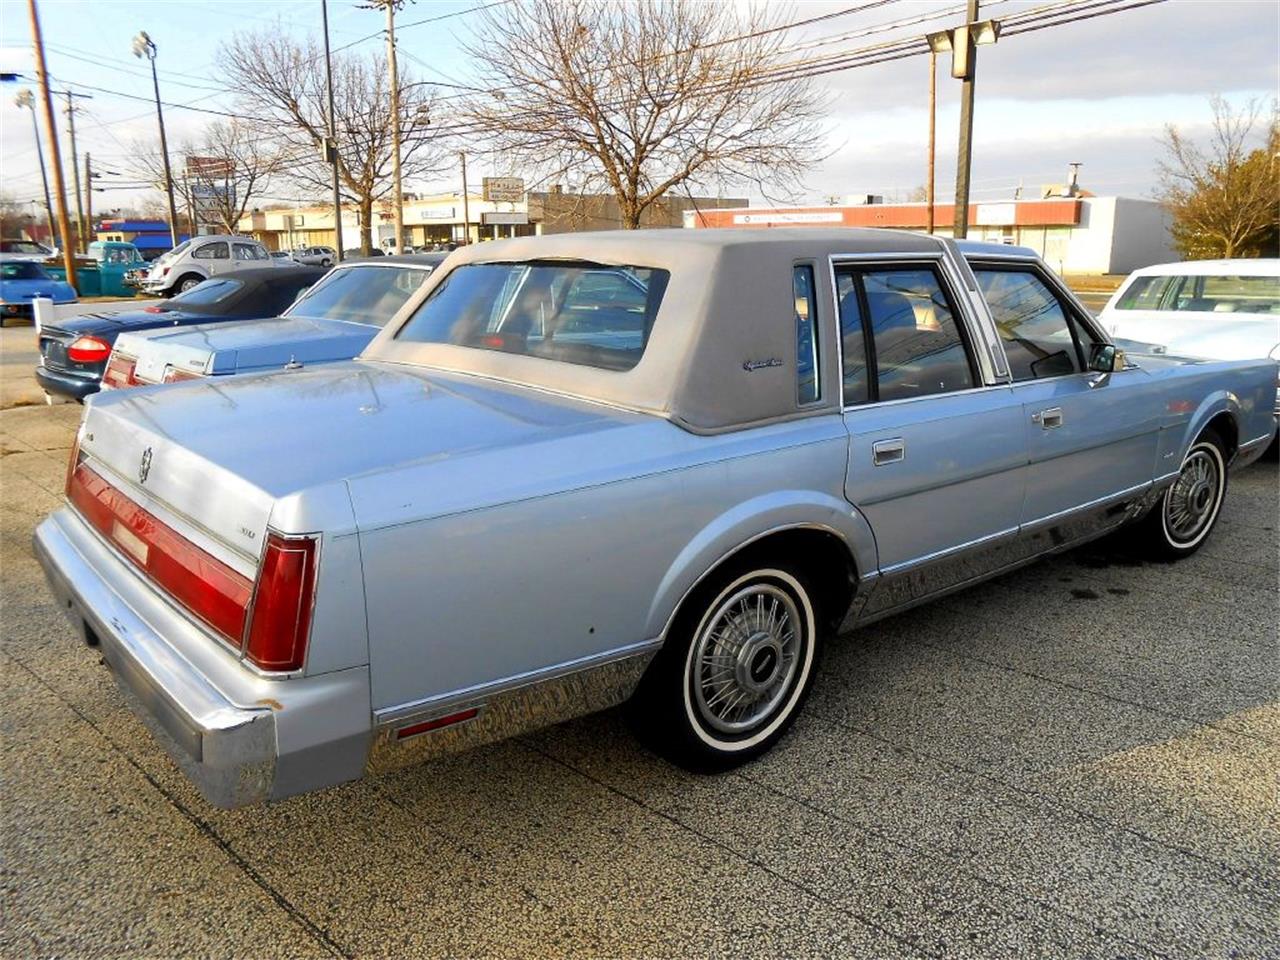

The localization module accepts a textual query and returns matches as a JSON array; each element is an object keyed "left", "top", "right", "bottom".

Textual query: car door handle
[
  {"left": 872, "top": 438, "right": 905, "bottom": 465},
  {"left": 1031, "top": 407, "right": 1064, "bottom": 429}
]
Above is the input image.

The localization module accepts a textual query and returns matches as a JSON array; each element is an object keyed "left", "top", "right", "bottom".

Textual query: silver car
[
  {"left": 35, "top": 229, "right": 1278, "bottom": 808},
  {"left": 293, "top": 245, "right": 337, "bottom": 267}
]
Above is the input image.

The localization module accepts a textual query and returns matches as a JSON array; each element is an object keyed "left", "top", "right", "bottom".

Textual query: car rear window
[
  {"left": 286, "top": 264, "right": 431, "bottom": 326},
  {"left": 171, "top": 278, "right": 243, "bottom": 305},
  {"left": 396, "top": 261, "right": 670, "bottom": 371},
  {"left": 1116, "top": 273, "right": 1280, "bottom": 314}
]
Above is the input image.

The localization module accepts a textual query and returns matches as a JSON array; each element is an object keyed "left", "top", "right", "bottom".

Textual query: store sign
[
  {"left": 185, "top": 155, "right": 233, "bottom": 179},
  {"left": 418, "top": 207, "right": 456, "bottom": 220},
  {"left": 976, "top": 203, "right": 1017, "bottom": 226},
  {"left": 482, "top": 177, "right": 524, "bottom": 202},
  {"left": 481, "top": 211, "right": 529, "bottom": 226},
  {"left": 732, "top": 211, "right": 842, "bottom": 225}
]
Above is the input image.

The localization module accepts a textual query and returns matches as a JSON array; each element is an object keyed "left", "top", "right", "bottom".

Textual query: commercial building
[
  {"left": 687, "top": 196, "right": 1174, "bottom": 275},
  {"left": 95, "top": 219, "right": 189, "bottom": 257},
  {"left": 237, "top": 188, "right": 747, "bottom": 252}
]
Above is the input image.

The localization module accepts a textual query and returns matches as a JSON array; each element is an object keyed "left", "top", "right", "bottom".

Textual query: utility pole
[
  {"left": 459, "top": 151, "right": 470, "bottom": 246},
  {"left": 927, "top": 2, "right": 1000, "bottom": 239},
  {"left": 953, "top": 0, "right": 980, "bottom": 239},
  {"left": 64, "top": 91, "right": 85, "bottom": 252},
  {"left": 133, "top": 31, "right": 181, "bottom": 247},
  {"left": 926, "top": 51, "right": 937, "bottom": 235},
  {"left": 13, "top": 89, "right": 54, "bottom": 248},
  {"left": 27, "top": 0, "right": 76, "bottom": 287},
  {"left": 385, "top": 1, "right": 404, "bottom": 254},
  {"left": 321, "top": 0, "right": 344, "bottom": 260},
  {"left": 84, "top": 152, "right": 92, "bottom": 244}
]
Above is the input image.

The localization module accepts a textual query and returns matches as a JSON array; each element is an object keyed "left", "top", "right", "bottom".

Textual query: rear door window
[
  {"left": 793, "top": 265, "right": 821, "bottom": 405},
  {"left": 194, "top": 242, "right": 228, "bottom": 260},
  {"left": 836, "top": 265, "right": 975, "bottom": 403}
]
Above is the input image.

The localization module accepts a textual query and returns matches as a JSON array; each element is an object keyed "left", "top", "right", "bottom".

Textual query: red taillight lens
[
  {"left": 67, "top": 461, "right": 253, "bottom": 645},
  {"left": 102, "top": 353, "right": 138, "bottom": 389},
  {"left": 162, "top": 365, "right": 203, "bottom": 383},
  {"left": 243, "top": 532, "right": 318, "bottom": 672},
  {"left": 67, "top": 335, "right": 112, "bottom": 364}
]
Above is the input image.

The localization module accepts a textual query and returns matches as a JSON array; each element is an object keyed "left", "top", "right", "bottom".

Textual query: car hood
[
  {"left": 81, "top": 360, "right": 645, "bottom": 508},
  {"left": 0, "top": 277, "right": 77, "bottom": 302},
  {"left": 1105, "top": 310, "right": 1280, "bottom": 362},
  {"left": 114, "top": 316, "right": 378, "bottom": 379}
]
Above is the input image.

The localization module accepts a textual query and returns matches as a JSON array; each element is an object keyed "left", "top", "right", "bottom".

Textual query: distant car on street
[
  {"left": 140, "top": 235, "right": 279, "bottom": 297},
  {"left": 1, "top": 260, "right": 77, "bottom": 321},
  {"left": 35, "top": 266, "right": 324, "bottom": 400},
  {"left": 270, "top": 251, "right": 294, "bottom": 262},
  {"left": 292, "top": 245, "right": 337, "bottom": 267},
  {"left": 105, "top": 254, "right": 445, "bottom": 387}
]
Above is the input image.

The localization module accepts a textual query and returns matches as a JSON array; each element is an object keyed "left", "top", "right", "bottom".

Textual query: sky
[{"left": 0, "top": 0, "right": 1276, "bottom": 218}]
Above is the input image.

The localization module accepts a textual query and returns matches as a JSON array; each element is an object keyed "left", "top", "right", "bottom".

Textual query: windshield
[
  {"left": 1, "top": 261, "right": 51, "bottom": 280},
  {"left": 396, "top": 261, "right": 670, "bottom": 371},
  {"left": 157, "top": 239, "right": 192, "bottom": 263},
  {"left": 171, "top": 277, "right": 243, "bottom": 306},
  {"left": 1117, "top": 273, "right": 1280, "bottom": 315},
  {"left": 285, "top": 264, "right": 431, "bottom": 326},
  {"left": 0, "top": 240, "right": 48, "bottom": 255}
]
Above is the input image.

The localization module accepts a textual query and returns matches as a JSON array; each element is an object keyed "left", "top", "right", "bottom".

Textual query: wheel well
[
  {"left": 1203, "top": 411, "right": 1238, "bottom": 459},
  {"left": 698, "top": 528, "right": 859, "bottom": 631}
]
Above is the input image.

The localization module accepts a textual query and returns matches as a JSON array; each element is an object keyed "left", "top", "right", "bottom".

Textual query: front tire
[
  {"left": 1136, "top": 429, "right": 1228, "bottom": 560},
  {"left": 629, "top": 564, "right": 821, "bottom": 770}
]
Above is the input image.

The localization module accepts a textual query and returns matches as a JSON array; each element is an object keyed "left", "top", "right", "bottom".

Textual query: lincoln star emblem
[{"left": 138, "top": 447, "right": 153, "bottom": 484}]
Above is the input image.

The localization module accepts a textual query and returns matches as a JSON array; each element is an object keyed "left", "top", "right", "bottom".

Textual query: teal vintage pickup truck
[{"left": 43, "top": 241, "right": 146, "bottom": 298}]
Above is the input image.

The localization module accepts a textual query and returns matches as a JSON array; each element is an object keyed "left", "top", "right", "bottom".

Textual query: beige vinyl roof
[{"left": 363, "top": 227, "right": 948, "bottom": 432}]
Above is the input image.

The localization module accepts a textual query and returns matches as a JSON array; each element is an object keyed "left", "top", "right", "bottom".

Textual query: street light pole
[
  {"left": 926, "top": 51, "right": 937, "bottom": 235},
  {"left": 459, "top": 151, "right": 470, "bottom": 246},
  {"left": 321, "top": 0, "right": 344, "bottom": 261},
  {"left": 64, "top": 92, "right": 85, "bottom": 252},
  {"left": 14, "top": 89, "right": 54, "bottom": 248},
  {"left": 953, "top": 0, "right": 980, "bottom": 239},
  {"left": 385, "top": 1, "right": 404, "bottom": 254},
  {"left": 133, "top": 31, "right": 181, "bottom": 247},
  {"left": 26, "top": 0, "right": 76, "bottom": 288}
]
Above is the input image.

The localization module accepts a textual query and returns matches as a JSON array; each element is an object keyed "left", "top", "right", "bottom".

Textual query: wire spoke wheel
[
  {"left": 690, "top": 582, "right": 804, "bottom": 737},
  {"left": 1164, "top": 446, "right": 1222, "bottom": 544}
]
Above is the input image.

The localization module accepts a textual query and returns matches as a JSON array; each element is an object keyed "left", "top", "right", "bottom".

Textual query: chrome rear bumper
[{"left": 34, "top": 508, "right": 372, "bottom": 808}]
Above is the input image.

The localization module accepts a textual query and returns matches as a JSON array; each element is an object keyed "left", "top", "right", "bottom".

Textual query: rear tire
[
  {"left": 175, "top": 273, "right": 204, "bottom": 294},
  {"left": 628, "top": 562, "right": 821, "bottom": 771},
  {"left": 1134, "top": 428, "right": 1228, "bottom": 561}
]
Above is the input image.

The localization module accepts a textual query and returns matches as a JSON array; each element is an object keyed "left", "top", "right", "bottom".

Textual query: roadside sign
[
  {"left": 481, "top": 211, "right": 528, "bottom": 225},
  {"left": 482, "top": 177, "right": 524, "bottom": 202}
]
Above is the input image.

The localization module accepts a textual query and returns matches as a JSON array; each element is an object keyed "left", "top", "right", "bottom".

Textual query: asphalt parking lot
[{"left": 1, "top": 394, "right": 1276, "bottom": 958}]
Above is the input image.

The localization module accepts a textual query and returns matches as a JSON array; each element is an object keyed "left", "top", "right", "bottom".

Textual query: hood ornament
[{"left": 138, "top": 447, "right": 153, "bottom": 484}]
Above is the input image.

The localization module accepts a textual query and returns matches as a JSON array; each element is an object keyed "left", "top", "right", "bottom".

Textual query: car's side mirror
[{"left": 1089, "top": 343, "right": 1124, "bottom": 373}]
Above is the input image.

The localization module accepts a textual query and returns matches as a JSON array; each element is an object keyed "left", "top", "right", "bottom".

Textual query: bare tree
[
  {"left": 218, "top": 29, "right": 445, "bottom": 254},
  {"left": 134, "top": 120, "right": 284, "bottom": 235},
  {"left": 1157, "top": 96, "right": 1279, "bottom": 259},
  {"left": 461, "top": 0, "right": 828, "bottom": 229}
]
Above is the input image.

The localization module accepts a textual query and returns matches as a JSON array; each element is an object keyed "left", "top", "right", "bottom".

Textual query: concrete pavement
[{"left": 1, "top": 398, "right": 1275, "bottom": 959}]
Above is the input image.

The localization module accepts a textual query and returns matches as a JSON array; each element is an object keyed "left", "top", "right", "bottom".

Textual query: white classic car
[{"left": 35, "top": 230, "right": 1278, "bottom": 808}]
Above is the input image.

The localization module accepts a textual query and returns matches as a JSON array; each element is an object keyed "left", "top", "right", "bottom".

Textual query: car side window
[
  {"left": 1115, "top": 275, "right": 1173, "bottom": 310},
  {"left": 836, "top": 265, "right": 975, "bottom": 403},
  {"left": 835, "top": 273, "right": 870, "bottom": 405},
  {"left": 793, "top": 265, "right": 820, "bottom": 405},
  {"left": 233, "top": 243, "right": 258, "bottom": 261},
  {"left": 974, "top": 268, "right": 1088, "bottom": 381},
  {"left": 194, "top": 242, "right": 228, "bottom": 260}
]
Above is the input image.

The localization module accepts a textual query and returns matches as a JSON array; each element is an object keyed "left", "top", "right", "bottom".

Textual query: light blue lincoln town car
[{"left": 34, "top": 229, "right": 1278, "bottom": 808}]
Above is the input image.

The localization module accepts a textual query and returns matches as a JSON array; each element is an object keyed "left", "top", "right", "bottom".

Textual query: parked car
[
  {"left": 293, "top": 245, "right": 337, "bottom": 267},
  {"left": 105, "top": 254, "right": 445, "bottom": 388},
  {"left": 1, "top": 260, "right": 77, "bottom": 321},
  {"left": 0, "top": 238, "right": 56, "bottom": 261},
  {"left": 269, "top": 251, "right": 294, "bottom": 262},
  {"left": 34, "top": 230, "right": 1277, "bottom": 808},
  {"left": 35, "top": 266, "right": 324, "bottom": 400},
  {"left": 1100, "top": 258, "right": 1280, "bottom": 451},
  {"left": 141, "top": 235, "right": 279, "bottom": 297}
]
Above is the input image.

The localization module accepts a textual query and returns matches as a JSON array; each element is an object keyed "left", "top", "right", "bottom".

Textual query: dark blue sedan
[{"left": 35, "top": 265, "right": 323, "bottom": 400}]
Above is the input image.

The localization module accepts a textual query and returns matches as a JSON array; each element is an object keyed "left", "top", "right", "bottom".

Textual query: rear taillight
[
  {"left": 68, "top": 461, "right": 253, "bottom": 645},
  {"left": 243, "top": 532, "right": 319, "bottom": 672},
  {"left": 67, "top": 335, "right": 112, "bottom": 364},
  {"left": 162, "top": 365, "right": 203, "bottom": 383},
  {"left": 102, "top": 353, "right": 138, "bottom": 389}
]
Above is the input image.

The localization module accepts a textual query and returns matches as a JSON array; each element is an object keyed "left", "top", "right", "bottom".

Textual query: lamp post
[
  {"left": 13, "top": 88, "right": 54, "bottom": 247},
  {"left": 132, "top": 30, "right": 180, "bottom": 247}
]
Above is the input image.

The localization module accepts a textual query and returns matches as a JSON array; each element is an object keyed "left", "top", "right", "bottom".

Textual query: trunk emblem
[{"left": 138, "top": 447, "right": 153, "bottom": 484}]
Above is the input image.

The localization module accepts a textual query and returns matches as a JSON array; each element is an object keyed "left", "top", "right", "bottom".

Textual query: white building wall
[
  {"left": 1061, "top": 197, "right": 1118, "bottom": 274},
  {"left": 1105, "top": 197, "right": 1175, "bottom": 274}
]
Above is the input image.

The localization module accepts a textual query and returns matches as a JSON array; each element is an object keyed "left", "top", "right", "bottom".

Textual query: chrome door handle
[
  {"left": 1032, "top": 407, "right": 1063, "bottom": 429},
  {"left": 872, "top": 438, "right": 905, "bottom": 465}
]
